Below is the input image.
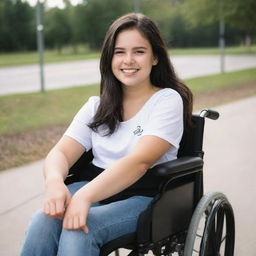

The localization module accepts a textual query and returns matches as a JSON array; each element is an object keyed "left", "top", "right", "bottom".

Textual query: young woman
[{"left": 21, "top": 13, "right": 193, "bottom": 256}]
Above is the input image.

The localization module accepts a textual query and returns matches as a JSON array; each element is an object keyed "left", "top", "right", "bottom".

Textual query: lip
[{"left": 120, "top": 68, "right": 140, "bottom": 74}]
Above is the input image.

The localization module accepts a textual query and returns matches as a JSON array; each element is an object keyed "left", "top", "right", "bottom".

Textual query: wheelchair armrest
[{"left": 150, "top": 156, "right": 203, "bottom": 178}]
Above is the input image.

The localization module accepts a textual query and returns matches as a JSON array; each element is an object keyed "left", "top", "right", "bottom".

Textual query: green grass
[
  {"left": 168, "top": 45, "right": 256, "bottom": 55},
  {"left": 0, "top": 68, "right": 255, "bottom": 136},
  {"left": 1, "top": 45, "right": 255, "bottom": 67},
  {"left": 186, "top": 68, "right": 256, "bottom": 93},
  {"left": 0, "top": 46, "right": 100, "bottom": 67},
  {"left": 0, "top": 84, "right": 100, "bottom": 135}
]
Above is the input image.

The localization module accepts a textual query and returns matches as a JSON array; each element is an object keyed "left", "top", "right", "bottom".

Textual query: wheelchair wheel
[{"left": 184, "top": 192, "right": 235, "bottom": 256}]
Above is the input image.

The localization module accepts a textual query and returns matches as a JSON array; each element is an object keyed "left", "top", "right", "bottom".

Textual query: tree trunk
[
  {"left": 72, "top": 43, "right": 78, "bottom": 54},
  {"left": 245, "top": 33, "right": 252, "bottom": 51}
]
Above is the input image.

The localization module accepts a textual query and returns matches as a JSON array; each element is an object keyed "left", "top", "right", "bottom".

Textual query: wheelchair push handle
[{"left": 200, "top": 109, "right": 219, "bottom": 120}]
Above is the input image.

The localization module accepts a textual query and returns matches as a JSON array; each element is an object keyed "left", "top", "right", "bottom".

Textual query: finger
[
  {"left": 79, "top": 215, "right": 89, "bottom": 233},
  {"left": 63, "top": 215, "right": 71, "bottom": 230},
  {"left": 82, "top": 225, "right": 89, "bottom": 233},
  {"left": 73, "top": 215, "right": 80, "bottom": 230},
  {"left": 65, "top": 194, "right": 72, "bottom": 208},
  {"left": 43, "top": 202, "right": 50, "bottom": 215},
  {"left": 64, "top": 216, "right": 73, "bottom": 230},
  {"left": 56, "top": 200, "right": 65, "bottom": 216},
  {"left": 63, "top": 215, "right": 67, "bottom": 229},
  {"left": 49, "top": 201, "right": 56, "bottom": 216}
]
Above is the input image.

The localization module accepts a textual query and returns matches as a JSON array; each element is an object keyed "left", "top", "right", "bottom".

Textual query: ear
[{"left": 153, "top": 57, "right": 158, "bottom": 66}]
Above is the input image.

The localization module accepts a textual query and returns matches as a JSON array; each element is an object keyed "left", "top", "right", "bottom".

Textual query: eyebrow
[{"left": 114, "top": 46, "right": 148, "bottom": 50}]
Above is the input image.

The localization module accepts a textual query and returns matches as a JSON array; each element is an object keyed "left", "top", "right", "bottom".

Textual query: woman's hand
[
  {"left": 62, "top": 190, "right": 91, "bottom": 233},
  {"left": 43, "top": 179, "right": 71, "bottom": 219}
]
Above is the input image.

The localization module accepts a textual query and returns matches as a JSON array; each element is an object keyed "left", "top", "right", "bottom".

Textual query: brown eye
[
  {"left": 135, "top": 50, "right": 145, "bottom": 54},
  {"left": 114, "top": 51, "right": 124, "bottom": 55}
]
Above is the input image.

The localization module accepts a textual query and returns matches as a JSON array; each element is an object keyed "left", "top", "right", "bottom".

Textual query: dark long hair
[{"left": 89, "top": 13, "right": 193, "bottom": 135}]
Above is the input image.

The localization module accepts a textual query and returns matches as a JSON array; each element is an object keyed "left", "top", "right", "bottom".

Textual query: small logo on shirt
[{"left": 133, "top": 126, "right": 143, "bottom": 136}]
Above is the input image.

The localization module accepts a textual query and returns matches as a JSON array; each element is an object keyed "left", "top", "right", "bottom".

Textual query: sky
[{"left": 26, "top": 0, "right": 83, "bottom": 8}]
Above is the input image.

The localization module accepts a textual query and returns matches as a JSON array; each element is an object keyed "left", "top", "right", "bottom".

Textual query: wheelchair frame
[{"left": 65, "top": 109, "right": 235, "bottom": 256}]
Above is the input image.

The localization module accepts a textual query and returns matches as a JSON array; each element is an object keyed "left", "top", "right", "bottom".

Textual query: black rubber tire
[{"left": 184, "top": 191, "right": 235, "bottom": 256}]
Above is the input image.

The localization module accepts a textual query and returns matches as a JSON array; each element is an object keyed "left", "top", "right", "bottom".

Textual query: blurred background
[{"left": 1, "top": 0, "right": 255, "bottom": 56}]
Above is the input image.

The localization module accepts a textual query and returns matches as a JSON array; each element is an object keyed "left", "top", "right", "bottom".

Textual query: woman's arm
[
  {"left": 43, "top": 136, "right": 86, "bottom": 218},
  {"left": 78, "top": 135, "right": 170, "bottom": 202},
  {"left": 63, "top": 135, "right": 171, "bottom": 231},
  {"left": 44, "top": 136, "right": 85, "bottom": 182}
]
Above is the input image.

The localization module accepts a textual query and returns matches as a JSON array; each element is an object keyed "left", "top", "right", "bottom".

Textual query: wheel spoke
[
  {"left": 221, "top": 235, "right": 226, "bottom": 244},
  {"left": 193, "top": 248, "right": 200, "bottom": 253}
]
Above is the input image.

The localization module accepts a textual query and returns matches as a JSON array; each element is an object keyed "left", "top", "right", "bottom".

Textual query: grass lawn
[
  {"left": 0, "top": 84, "right": 100, "bottom": 136},
  {"left": 186, "top": 68, "right": 256, "bottom": 93},
  {"left": 168, "top": 45, "right": 256, "bottom": 55},
  {"left": 1, "top": 68, "right": 256, "bottom": 137},
  {"left": 0, "top": 45, "right": 255, "bottom": 67},
  {"left": 0, "top": 49, "right": 100, "bottom": 67}
]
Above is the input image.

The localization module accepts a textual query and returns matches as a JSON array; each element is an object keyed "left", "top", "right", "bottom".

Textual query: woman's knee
[
  {"left": 21, "top": 210, "right": 63, "bottom": 256},
  {"left": 58, "top": 229, "right": 99, "bottom": 256},
  {"left": 26, "top": 210, "right": 62, "bottom": 239}
]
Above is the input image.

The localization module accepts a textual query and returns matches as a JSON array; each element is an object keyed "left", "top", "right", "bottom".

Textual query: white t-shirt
[{"left": 64, "top": 88, "right": 183, "bottom": 169}]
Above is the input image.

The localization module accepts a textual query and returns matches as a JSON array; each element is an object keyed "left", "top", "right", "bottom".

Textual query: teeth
[{"left": 122, "top": 69, "right": 137, "bottom": 73}]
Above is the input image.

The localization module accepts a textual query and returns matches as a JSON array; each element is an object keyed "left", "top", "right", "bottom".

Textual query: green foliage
[
  {"left": 0, "top": 0, "right": 35, "bottom": 51},
  {"left": 181, "top": 0, "right": 219, "bottom": 26},
  {"left": 225, "top": 0, "right": 256, "bottom": 32},
  {"left": 0, "top": 0, "right": 255, "bottom": 52},
  {"left": 44, "top": 6, "right": 72, "bottom": 52},
  {"left": 81, "top": 0, "right": 132, "bottom": 49},
  {"left": 182, "top": 0, "right": 256, "bottom": 35}
]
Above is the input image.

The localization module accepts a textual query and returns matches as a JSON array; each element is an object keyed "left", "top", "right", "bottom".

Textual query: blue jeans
[{"left": 20, "top": 181, "right": 153, "bottom": 256}]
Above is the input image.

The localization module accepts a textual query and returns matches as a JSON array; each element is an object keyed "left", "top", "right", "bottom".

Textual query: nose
[{"left": 123, "top": 53, "right": 134, "bottom": 65}]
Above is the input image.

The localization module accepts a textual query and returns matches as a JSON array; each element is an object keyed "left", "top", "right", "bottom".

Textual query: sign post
[{"left": 36, "top": 0, "right": 45, "bottom": 92}]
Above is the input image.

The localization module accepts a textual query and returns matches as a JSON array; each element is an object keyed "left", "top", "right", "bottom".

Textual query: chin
[{"left": 121, "top": 83, "right": 137, "bottom": 87}]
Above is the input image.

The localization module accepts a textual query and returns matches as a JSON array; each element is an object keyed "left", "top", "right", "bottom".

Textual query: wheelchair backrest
[{"left": 178, "top": 115, "right": 205, "bottom": 159}]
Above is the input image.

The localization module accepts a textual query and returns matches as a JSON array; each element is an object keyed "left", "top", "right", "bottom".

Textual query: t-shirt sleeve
[
  {"left": 142, "top": 91, "right": 184, "bottom": 149},
  {"left": 64, "top": 96, "right": 99, "bottom": 150}
]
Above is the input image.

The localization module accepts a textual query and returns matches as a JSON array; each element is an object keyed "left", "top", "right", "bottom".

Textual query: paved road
[
  {"left": 203, "top": 96, "right": 256, "bottom": 255},
  {"left": 0, "top": 96, "right": 255, "bottom": 255},
  {"left": 0, "top": 55, "right": 256, "bottom": 95}
]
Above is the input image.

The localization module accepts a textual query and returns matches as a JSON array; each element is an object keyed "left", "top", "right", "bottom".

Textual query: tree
[
  {"left": 182, "top": 0, "right": 256, "bottom": 46},
  {"left": 225, "top": 0, "right": 256, "bottom": 46},
  {"left": 13, "top": 0, "right": 35, "bottom": 50},
  {"left": 140, "top": 0, "right": 175, "bottom": 43},
  {"left": 82, "top": 0, "right": 132, "bottom": 50},
  {"left": 44, "top": 6, "right": 72, "bottom": 53},
  {"left": 0, "top": 0, "right": 35, "bottom": 52},
  {"left": 67, "top": 1, "right": 91, "bottom": 53}
]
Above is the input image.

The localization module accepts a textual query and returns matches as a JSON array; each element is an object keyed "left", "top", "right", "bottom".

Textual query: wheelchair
[{"left": 65, "top": 109, "right": 235, "bottom": 256}]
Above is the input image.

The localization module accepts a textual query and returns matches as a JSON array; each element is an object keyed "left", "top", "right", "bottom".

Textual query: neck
[{"left": 122, "top": 83, "right": 157, "bottom": 101}]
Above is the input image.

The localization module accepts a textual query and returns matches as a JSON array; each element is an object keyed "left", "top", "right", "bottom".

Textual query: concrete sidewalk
[{"left": 0, "top": 96, "right": 256, "bottom": 255}]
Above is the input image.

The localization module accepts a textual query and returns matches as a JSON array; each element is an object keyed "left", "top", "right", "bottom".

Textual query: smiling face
[{"left": 111, "top": 29, "right": 157, "bottom": 89}]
